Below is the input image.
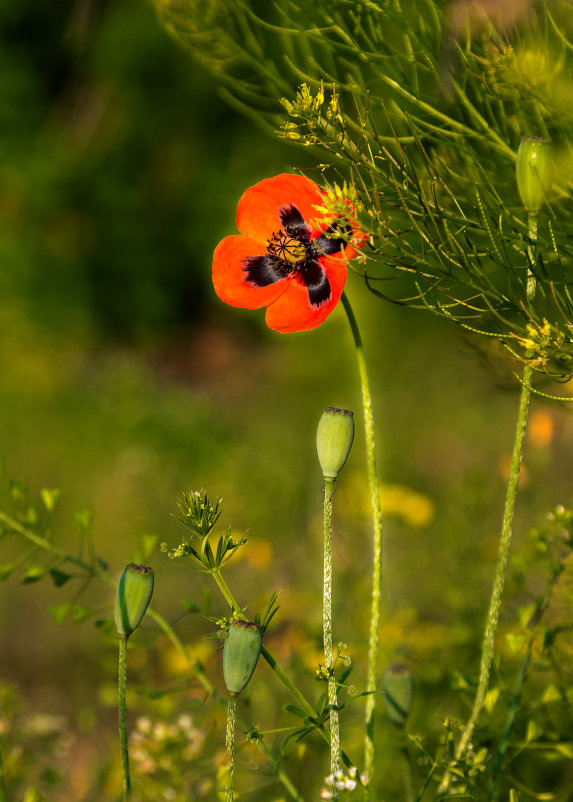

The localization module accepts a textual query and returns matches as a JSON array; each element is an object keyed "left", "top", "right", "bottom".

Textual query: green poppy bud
[
  {"left": 516, "top": 136, "right": 553, "bottom": 212},
  {"left": 383, "top": 663, "right": 414, "bottom": 727},
  {"left": 114, "top": 563, "right": 154, "bottom": 638},
  {"left": 317, "top": 407, "right": 354, "bottom": 480},
  {"left": 223, "top": 620, "right": 263, "bottom": 696}
]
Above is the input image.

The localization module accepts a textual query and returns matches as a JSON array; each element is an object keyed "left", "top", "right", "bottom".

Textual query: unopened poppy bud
[
  {"left": 223, "top": 620, "right": 263, "bottom": 696},
  {"left": 383, "top": 663, "right": 414, "bottom": 727},
  {"left": 114, "top": 563, "right": 154, "bottom": 638},
  {"left": 516, "top": 136, "right": 553, "bottom": 212},
  {"left": 317, "top": 407, "right": 354, "bottom": 480}
]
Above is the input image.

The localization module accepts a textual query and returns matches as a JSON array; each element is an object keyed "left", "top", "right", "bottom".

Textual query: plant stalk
[
  {"left": 341, "top": 291, "right": 384, "bottom": 780},
  {"left": 225, "top": 694, "right": 237, "bottom": 802},
  {"left": 439, "top": 212, "right": 537, "bottom": 794},
  {"left": 323, "top": 478, "right": 340, "bottom": 786},
  {"left": 118, "top": 635, "right": 131, "bottom": 800}
]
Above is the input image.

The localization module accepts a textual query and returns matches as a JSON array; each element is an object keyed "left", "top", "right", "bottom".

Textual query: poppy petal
[
  {"left": 278, "top": 204, "right": 309, "bottom": 241},
  {"left": 299, "top": 259, "right": 332, "bottom": 307},
  {"left": 212, "top": 235, "right": 288, "bottom": 309},
  {"left": 236, "top": 174, "right": 325, "bottom": 242},
  {"left": 264, "top": 257, "right": 347, "bottom": 333}
]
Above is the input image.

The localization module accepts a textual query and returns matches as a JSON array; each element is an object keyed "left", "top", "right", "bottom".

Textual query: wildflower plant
[{"left": 4, "top": 1, "right": 573, "bottom": 801}]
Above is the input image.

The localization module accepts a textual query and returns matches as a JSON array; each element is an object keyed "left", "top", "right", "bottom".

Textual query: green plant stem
[
  {"left": 118, "top": 635, "right": 131, "bottom": 800},
  {"left": 3, "top": 512, "right": 378, "bottom": 800},
  {"left": 225, "top": 694, "right": 237, "bottom": 802},
  {"left": 439, "top": 213, "right": 537, "bottom": 795},
  {"left": 323, "top": 478, "right": 340, "bottom": 787},
  {"left": 0, "top": 513, "right": 310, "bottom": 802},
  {"left": 341, "top": 291, "right": 384, "bottom": 780},
  {"left": 209, "top": 564, "right": 320, "bottom": 721}
]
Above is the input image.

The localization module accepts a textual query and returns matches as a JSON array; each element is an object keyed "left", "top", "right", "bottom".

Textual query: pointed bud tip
[{"left": 114, "top": 563, "right": 155, "bottom": 638}]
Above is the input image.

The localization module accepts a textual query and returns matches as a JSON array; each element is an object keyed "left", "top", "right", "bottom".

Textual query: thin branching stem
[{"left": 439, "top": 213, "right": 537, "bottom": 794}]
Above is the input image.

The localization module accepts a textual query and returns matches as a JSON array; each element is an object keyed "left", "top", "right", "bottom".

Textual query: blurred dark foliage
[{"left": 0, "top": 0, "right": 297, "bottom": 343}]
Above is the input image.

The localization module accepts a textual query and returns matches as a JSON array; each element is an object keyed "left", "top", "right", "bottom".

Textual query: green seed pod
[
  {"left": 317, "top": 407, "right": 354, "bottom": 480},
  {"left": 223, "top": 620, "right": 263, "bottom": 696},
  {"left": 516, "top": 136, "right": 553, "bottom": 212},
  {"left": 383, "top": 663, "right": 414, "bottom": 727},
  {"left": 114, "top": 563, "right": 154, "bottom": 638}
]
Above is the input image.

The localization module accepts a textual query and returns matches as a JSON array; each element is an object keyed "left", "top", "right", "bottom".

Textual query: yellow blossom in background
[
  {"left": 161, "top": 640, "right": 216, "bottom": 678},
  {"left": 338, "top": 472, "right": 435, "bottom": 528},
  {"left": 228, "top": 534, "right": 273, "bottom": 567},
  {"left": 529, "top": 410, "right": 554, "bottom": 448}
]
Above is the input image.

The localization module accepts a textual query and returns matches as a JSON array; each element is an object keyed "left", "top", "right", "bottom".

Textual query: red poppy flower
[{"left": 212, "top": 174, "right": 365, "bottom": 333}]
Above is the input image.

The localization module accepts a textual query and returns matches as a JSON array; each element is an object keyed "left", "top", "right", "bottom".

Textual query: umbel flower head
[{"left": 212, "top": 174, "right": 366, "bottom": 332}]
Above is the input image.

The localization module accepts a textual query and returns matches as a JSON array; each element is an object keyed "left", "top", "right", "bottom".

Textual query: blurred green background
[{"left": 1, "top": 0, "right": 573, "bottom": 798}]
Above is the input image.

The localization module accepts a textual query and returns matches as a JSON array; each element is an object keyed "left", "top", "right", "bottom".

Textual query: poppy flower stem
[
  {"left": 323, "top": 478, "right": 340, "bottom": 788},
  {"left": 341, "top": 291, "right": 383, "bottom": 780}
]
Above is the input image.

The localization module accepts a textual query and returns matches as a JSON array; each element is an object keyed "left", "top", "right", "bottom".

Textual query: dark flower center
[
  {"left": 266, "top": 230, "right": 309, "bottom": 268},
  {"left": 242, "top": 203, "right": 349, "bottom": 309}
]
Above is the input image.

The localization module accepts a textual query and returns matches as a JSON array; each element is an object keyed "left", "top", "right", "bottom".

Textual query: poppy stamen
[{"left": 267, "top": 230, "right": 309, "bottom": 267}]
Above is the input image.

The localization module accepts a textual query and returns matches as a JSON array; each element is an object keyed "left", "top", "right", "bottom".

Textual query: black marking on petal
[
  {"left": 278, "top": 204, "right": 309, "bottom": 241},
  {"left": 312, "top": 233, "right": 346, "bottom": 255},
  {"left": 243, "top": 255, "right": 286, "bottom": 287},
  {"left": 299, "top": 259, "right": 331, "bottom": 307},
  {"left": 313, "top": 222, "right": 352, "bottom": 255}
]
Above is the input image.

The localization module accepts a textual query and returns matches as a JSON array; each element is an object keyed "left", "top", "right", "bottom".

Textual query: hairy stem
[
  {"left": 118, "top": 635, "right": 131, "bottom": 800},
  {"left": 323, "top": 478, "right": 340, "bottom": 786},
  {"left": 225, "top": 694, "right": 237, "bottom": 802},
  {"left": 439, "top": 212, "right": 537, "bottom": 793},
  {"left": 341, "top": 291, "right": 384, "bottom": 780}
]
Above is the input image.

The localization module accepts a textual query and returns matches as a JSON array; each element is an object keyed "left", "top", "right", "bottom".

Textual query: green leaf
[
  {"left": 284, "top": 705, "right": 308, "bottom": 720},
  {"left": 485, "top": 687, "right": 500, "bottom": 714},
  {"left": 74, "top": 509, "right": 93, "bottom": 533},
  {"left": 22, "top": 564, "right": 44, "bottom": 583},
  {"left": 554, "top": 743, "right": 573, "bottom": 758},
  {"left": 183, "top": 598, "right": 201, "bottom": 613},
  {"left": 49, "top": 568, "right": 72, "bottom": 588},
  {"left": 19, "top": 507, "right": 39, "bottom": 526},
  {"left": 542, "top": 684, "right": 561, "bottom": 704},
  {"left": 526, "top": 720, "right": 544, "bottom": 742},
  {"left": 10, "top": 478, "right": 27, "bottom": 502},
  {"left": 49, "top": 603, "right": 72, "bottom": 624},
  {"left": 0, "top": 563, "right": 15, "bottom": 581},
  {"left": 71, "top": 604, "right": 95, "bottom": 624},
  {"left": 139, "top": 534, "right": 159, "bottom": 562},
  {"left": 40, "top": 488, "right": 61, "bottom": 513}
]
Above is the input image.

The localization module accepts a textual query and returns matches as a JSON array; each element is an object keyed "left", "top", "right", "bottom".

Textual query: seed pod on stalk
[
  {"left": 115, "top": 563, "right": 155, "bottom": 638},
  {"left": 317, "top": 407, "right": 355, "bottom": 480},
  {"left": 516, "top": 136, "right": 553, "bottom": 213},
  {"left": 223, "top": 620, "right": 263, "bottom": 696}
]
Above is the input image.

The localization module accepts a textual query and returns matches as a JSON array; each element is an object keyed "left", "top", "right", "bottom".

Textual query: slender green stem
[
  {"left": 211, "top": 567, "right": 242, "bottom": 613},
  {"left": 341, "top": 291, "right": 384, "bottom": 780},
  {"left": 225, "top": 694, "right": 237, "bottom": 802},
  {"left": 439, "top": 213, "right": 537, "bottom": 794},
  {"left": 323, "top": 478, "right": 340, "bottom": 787},
  {"left": 401, "top": 742, "right": 414, "bottom": 802},
  {"left": 0, "top": 514, "right": 309, "bottom": 802},
  {"left": 118, "top": 635, "right": 131, "bottom": 800}
]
